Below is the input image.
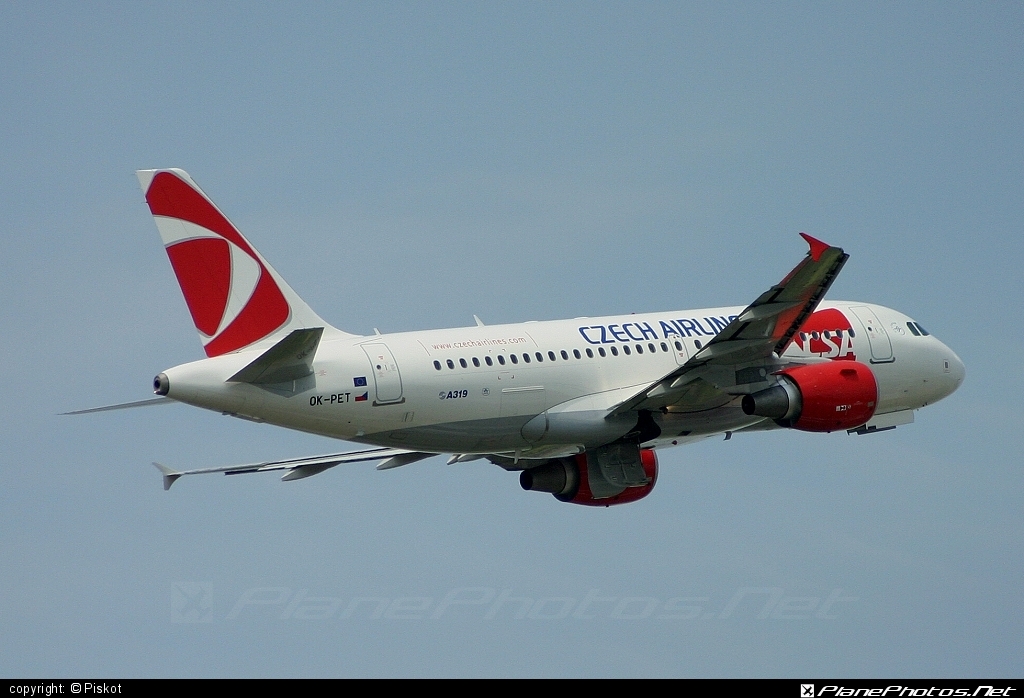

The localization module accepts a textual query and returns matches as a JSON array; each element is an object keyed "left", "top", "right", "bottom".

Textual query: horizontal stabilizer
[
  {"left": 228, "top": 327, "right": 324, "bottom": 384},
  {"left": 62, "top": 397, "right": 177, "bottom": 415}
]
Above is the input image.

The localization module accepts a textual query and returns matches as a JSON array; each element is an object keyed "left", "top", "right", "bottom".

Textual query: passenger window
[
  {"left": 472, "top": 357, "right": 480, "bottom": 367},
  {"left": 586, "top": 348, "right": 594, "bottom": 358},
  {"left": 433, "top": 360, "right": 442, "bottom": 371},
  {"left": 485, "top": 356, "right": 493, "bottom": 366},
  {"left": 636, "top": 344, "right": 644, "bottom": 354},
  {"left": 522, "top": 353, "right": 531, "bottom": 364},
  {"left": 575, "top": 349, "right": 583, "bottom": 359},
  {"left": 648, "top": 343, "right": 656, "bottom": 353},
  {"left": 459, "top": 358, "right": 467, "bottom": 368},
  {"left": 660, "top": 342, "right": 668, "bottom": 352},
  {"left": 497, "top": 355, "right": 506, "bottom": 365},
  {"left": 446, "top": 359, "right": 455, "bottom": 369},
  {"left": 549, "top": 351, "right": 557, "bottom": 361},
  {"left": 535, "top": 352, "right": 543, "bottom": 362},
  {"left": 674, "top": 341, "right": 682, "bottom": 351},
  {"left": 694, "top": 340, "right": 702, "bottom": 349},
  {"left": 510, "top": 354, "right": 519, "bottom": 365},
  {"left": 598, "top": 348, "right": 606, "bottom": 357},
  {"left": 610, "top": 346, "right": 618, "bottom": 356},
  {"left": 561, "top": 350, "right": 569, "bottom": 360},
  {"left": 622, "top": 345, "right": 631, "bottom": 355}
]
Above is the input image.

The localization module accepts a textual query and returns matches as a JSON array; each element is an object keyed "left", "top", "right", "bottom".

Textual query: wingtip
[
  {"left": 153, "top": 462, "right": 182, "bottom": 491},
  {"left": 799, "top": 232, "right": 831, "bottom": 262}
]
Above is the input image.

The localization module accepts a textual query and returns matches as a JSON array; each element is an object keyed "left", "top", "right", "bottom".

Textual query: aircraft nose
[
  {"left": 935, "top": 341, "right": 965, "bottom": 399},
  {"left": 947, "top": 348, "right": 966, "bottom": 389}
]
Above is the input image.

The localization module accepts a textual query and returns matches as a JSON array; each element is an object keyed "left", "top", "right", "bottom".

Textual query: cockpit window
[
  {"left": 914, "top": 322, "right": 930, "bottom": 336},
  {"left": 907, "top": 322, "right": 921, "bottom": 336}
]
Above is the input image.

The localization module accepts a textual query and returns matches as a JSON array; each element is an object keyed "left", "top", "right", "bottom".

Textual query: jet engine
[
  {"left": 741, "top": 361, "right": 878, "bottom": 432},
  {"left": 520, "top": 444, "right": 658, "bottom": 506}
]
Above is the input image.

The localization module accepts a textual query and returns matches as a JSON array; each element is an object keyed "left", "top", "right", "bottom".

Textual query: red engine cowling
[
  {"left": 742, "top": 361, "right": 878, "bottom": 432},
  {"left": 520, "top": 447, "right": 658, "bottom": 506}
]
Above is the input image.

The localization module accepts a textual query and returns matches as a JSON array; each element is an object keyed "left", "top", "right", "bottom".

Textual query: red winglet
[{"left": 799, "top": 232, "right": 830, "bottom": 262}]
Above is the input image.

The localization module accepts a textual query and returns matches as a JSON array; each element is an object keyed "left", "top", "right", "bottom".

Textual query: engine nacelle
[
  {"left": 520, "top": 445, "right": 658, "bottom": 506},
  {"left": 741, "top": 361, "right": 878, "bottom": 432}
]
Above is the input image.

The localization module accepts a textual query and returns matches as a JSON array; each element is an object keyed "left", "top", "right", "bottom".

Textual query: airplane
[{"left": 71, "top": 168, "right": 965, "bottom": 506}]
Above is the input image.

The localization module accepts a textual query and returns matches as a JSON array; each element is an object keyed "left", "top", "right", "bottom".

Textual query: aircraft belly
[
  {"left": 370, "top": 415, "right": 537, "bottom": 453},
  {"left": 521, "top": 408, "right": 635, "bottom": 448}
]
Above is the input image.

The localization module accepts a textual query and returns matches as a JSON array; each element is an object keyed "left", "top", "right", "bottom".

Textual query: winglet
[
  {"left": 799, "top": 232, "right": 830, "bottom": 262},
  {"left": 153, "top": 462, "right": 182, "bottom": 491}
]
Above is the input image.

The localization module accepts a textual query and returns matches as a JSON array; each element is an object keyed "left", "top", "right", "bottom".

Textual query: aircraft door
[
  {"left": 671, "top": 337, "right": 691, "bottom": 366},
  {"left": 362, "top": 342, "right": 404, "bottom": 404},
  {"left": 849, "top": 306, "right": 895, "bottom": 364}
]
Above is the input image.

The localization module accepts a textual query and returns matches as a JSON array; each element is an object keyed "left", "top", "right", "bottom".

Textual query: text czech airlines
[{"left": 578, "top": 316, "right": 738, "bottom": 345}]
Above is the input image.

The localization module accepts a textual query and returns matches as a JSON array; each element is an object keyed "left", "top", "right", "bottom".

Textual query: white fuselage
[{"left": 160, "top": 300, "right": 965, "bottom": 459}]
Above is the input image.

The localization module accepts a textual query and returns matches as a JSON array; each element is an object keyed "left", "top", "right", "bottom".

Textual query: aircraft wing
[
  {"left": 154, "top": 447, "right": 436, "bottom": 490},
  {"left": 610, "top": 234, "right": 848, "bottom": 416}
]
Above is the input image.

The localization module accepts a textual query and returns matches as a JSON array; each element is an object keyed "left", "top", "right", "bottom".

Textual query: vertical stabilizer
[{"left": 137, "top": 169, "right": 352, "bottom": 356}]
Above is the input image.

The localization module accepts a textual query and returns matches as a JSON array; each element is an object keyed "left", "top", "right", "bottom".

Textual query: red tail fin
[{"left": 138, "top": 169, "right": 343, "bottom": 355}]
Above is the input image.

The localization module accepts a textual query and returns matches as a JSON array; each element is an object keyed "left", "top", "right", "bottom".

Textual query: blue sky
[{"left": 1, "top": 2, "right": 1021, "bottom": 677}]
